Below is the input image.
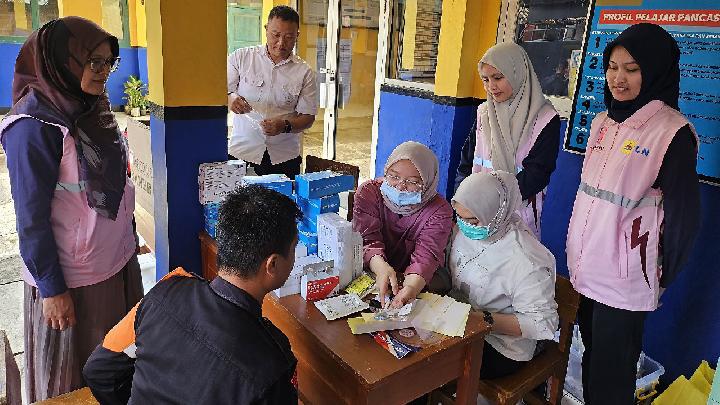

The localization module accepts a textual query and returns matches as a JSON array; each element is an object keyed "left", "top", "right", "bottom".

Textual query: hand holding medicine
[
  {"left": 260, "top": 117, "right": 287, "bottom": 136},
  {"left": 369, "top": 255, "right": 399, "bottom": 306},
  {"left": 228, "top": 93, "right": 252, "bottom": 114}
]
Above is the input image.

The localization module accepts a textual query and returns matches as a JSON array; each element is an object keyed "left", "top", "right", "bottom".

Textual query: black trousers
[
  {"left": 577, "top": 296, "right": 648, "bottom": 405},
  {"left": 228, "top": 150, "right": 302, "bottom": 179}
]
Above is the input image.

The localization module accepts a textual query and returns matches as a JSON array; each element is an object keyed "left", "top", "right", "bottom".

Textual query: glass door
[
  {"left": 296, "top": 0, "right": 334, "bottom": 162},
  {"left": 297, "top": 0, "right": 379, "bottom": 181},
  {"left": 334, "top": 0, "right": 380, "bottom": 182}
]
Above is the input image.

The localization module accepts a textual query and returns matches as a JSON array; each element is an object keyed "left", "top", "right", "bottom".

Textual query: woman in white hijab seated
[{"left": 449, "top": 171, "right": 558, "bottom": 379}]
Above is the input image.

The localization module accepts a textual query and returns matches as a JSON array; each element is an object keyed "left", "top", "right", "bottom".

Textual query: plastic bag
[{"left": 237, "top": 110, "right": 265, "bottom": 137}]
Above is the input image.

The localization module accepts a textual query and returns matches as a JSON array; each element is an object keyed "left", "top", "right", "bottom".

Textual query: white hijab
[
  {"left": 452, "top": 171, "right": 523, "bottom": 242},
  {"left": 479, "top": 42, "right": 551, "bottom": 174}
]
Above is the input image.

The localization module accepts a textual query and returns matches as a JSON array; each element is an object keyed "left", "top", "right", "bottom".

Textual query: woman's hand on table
[
  {"left": 390, "top": 274, "right": 425, "bottom": 309},
  {"left": 369, "top": 255, "right": 399, "bottom": 305}
]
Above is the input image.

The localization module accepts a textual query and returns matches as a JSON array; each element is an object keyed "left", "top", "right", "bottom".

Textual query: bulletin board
[{"left": 565, "top": 0, "right": 720, "bottom": 186}]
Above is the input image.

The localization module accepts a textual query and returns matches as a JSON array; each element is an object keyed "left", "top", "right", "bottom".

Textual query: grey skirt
[{"left": 24, "top": 255, "right": 143, "bottom": 402}]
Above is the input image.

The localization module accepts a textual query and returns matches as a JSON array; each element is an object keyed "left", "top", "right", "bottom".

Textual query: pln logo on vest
[{"left": 620, "top": 140, "right": 650, "bottom": 157}]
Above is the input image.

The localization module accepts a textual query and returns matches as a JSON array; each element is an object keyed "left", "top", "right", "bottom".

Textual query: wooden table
[
  {"left": 34, "top": 387, "right": 98, "bottom": 404},
  {"left": 263, "top": 293, "right": 490, "bottom": 405}
]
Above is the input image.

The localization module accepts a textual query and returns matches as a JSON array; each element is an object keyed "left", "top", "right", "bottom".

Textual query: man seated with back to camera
[{"left": 83, "top": 185, "right": 302, "bottom": 404}]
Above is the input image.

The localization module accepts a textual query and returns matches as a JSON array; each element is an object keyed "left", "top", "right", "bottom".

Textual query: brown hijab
[{"left": 10, "top": 17, "right": 127, "bottom": 220}]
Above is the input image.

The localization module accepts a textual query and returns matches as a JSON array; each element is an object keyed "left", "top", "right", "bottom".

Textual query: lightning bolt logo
[{"left": 630, "top": 216, "right": 650, "bottom": 287}]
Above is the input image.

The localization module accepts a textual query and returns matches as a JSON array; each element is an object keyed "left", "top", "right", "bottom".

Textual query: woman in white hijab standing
[
  {"left": 449, "top": 171, "right": 558, "bottom": 379},
  {"left": 455, "top": 43, "right": 560, "bottom": 238}
]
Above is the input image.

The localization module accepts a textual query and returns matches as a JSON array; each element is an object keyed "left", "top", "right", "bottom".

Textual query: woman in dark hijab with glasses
[
  {"left": 566, "top": 23, "right": 700, "bottom": 404},
  {"left": 0, "top": 17, "right": 142, "bottom": 401}
]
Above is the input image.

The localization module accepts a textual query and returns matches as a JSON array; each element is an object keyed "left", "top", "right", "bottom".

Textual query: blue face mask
[
  {"left": 457, "top": 217, "right": 492, "bottom": 240},
  {"left": 380, "top": 181, "right": 421, "bottom": 206}
]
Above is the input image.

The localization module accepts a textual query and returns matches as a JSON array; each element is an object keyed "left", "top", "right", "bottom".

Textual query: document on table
[{"left": 411, "top": 293, "right": 471, "bottom": 337}]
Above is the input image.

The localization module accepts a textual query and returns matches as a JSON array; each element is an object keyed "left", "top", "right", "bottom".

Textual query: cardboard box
[
  {"left": 242, "top": 174, "right": 293, "bottom": 196},
  {"left": 295, "top": 171, "right": 354, "bottom": 199},
  {"left": 317, "top": 213, "right": 364, "bottom": 288},
  {"left": 198, "top": 160, "right": 246, "bottom": 204},
  {"left": 296, "top": 194, "right": 341, "bottom": 217},
  {"left": 301, "top": 263, "right": 340, "bottom": 301},
  {"left": 273, "top": 254, "right": 326, "bottom": 297}
]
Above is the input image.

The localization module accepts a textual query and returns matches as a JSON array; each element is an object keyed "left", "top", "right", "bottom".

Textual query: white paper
[
  {"left": 411, "top": 293, "right": 471, "bottom": 337},
  {"left": 315, "top": 294, "right": 370, "bottom": 321}
]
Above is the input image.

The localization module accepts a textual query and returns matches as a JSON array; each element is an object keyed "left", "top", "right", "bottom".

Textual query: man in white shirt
[{"left": 227, "top": 5, "right": 318, "bottom": 178}]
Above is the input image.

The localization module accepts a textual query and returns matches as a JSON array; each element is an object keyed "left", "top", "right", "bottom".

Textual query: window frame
[
  {"left": 0, "top": 0, "right": 131, "bottom": 47},
  {"left": 380, "top": 0, "right": 442, "bottom": 92}
]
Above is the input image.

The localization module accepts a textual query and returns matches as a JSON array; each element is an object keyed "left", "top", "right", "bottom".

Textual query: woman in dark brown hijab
[{"left": 0, "top": 17, "right": 142, "bottom": 401}]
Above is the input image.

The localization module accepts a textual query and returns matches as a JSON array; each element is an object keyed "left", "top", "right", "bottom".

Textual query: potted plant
[{"left": 123, "top": 75, "right": 148, "bottom": 117}]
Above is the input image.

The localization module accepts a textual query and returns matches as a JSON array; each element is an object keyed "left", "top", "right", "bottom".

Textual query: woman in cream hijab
[
  {"left": 449, "top": 171, "right": 558, "bottom": 379},
  {"left": 352, "top": 142, "right": 453, "bottom": 308},
  {"left": 455, "top": 42, "right": 560, "bottom": 238}
]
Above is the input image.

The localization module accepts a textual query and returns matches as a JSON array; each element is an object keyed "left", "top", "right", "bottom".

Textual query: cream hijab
[
  {"left": 479, "top": 42, "right": 551, "bottom": 174},
  {"left": 452, "top": 171, "right": 523, "bottom": 241},
  {"left": 382, "top": 141, "right": 440, "bottom": 216}
]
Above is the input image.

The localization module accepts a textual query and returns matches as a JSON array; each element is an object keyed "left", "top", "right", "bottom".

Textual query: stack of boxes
[
  {"left": 199, "top": 165, "right": 363, "bottom": 302},
  {"left": 293, "top": 171, "right": 355, "bottom": 255},
  {"left": 198, "top": 161, "right": 246, "bottom": 238},
  {"left": 273, "top": 170, "right": 360, "bottom": 300}
]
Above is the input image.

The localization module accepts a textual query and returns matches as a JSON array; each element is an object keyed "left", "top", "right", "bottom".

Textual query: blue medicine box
[
  {"left": 295, "top": 171, "right": 354, "bottom": 199},
  {"left": 299, "top": 214, "right": 318, "bottom": 233},
  {"left": 297, "top": 223, "right": 318, "bottom": 254},
  {"left": 203, "top": 202, "right": 220, "bottom": 238},
  {"left": 243, "top": 174, "right": 293, "bottom": 196},
  {"left": 296, "top": 194, "right": 341, "bottom": 217}
]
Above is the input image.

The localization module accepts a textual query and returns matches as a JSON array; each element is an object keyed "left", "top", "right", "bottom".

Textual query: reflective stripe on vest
[
  {"left": 56, "top": 181, "right": 86, "bottom": 193},
  {"left": 473, "top": 156, "right": 523, "bottom": 173},
  {"left": 578, "top": 182, "right": 661, "bottom": 209}
]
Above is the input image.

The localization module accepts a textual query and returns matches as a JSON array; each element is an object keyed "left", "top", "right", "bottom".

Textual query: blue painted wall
[
  {"left": 150, "top": 115, "right": 228, "bottom": 279},
  {"left": 377, "top": 92, "right": 720, "bottom": 388},
  {"left": 0, "top": 43, "right": 22, "bottom": 108},
  {"left": 0, "top": 43, "right": 148, "bottom": 109},
  {"left": 375, "top": 90, "right": 476, "bottom": 197}
]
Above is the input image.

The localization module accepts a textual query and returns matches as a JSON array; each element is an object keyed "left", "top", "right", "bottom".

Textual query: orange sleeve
[{"left": 102, "top": 267, "right": 194, "bottom": 352}]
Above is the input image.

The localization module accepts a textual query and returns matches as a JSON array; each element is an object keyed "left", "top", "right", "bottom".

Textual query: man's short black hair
[
  {"left": 216, "top": 185, "right": 302, "bottom": 278},
  {"left": 268, "top": 5, "right": 300, "bottom": 25}
]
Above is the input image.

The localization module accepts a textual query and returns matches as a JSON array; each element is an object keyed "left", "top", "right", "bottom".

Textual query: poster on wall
[{"left": 565, "top": 0, "right": 720, "bottom": 185}]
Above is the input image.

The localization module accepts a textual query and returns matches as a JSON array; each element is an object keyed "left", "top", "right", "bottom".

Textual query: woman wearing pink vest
[
  {"left": 455, "top": 42, "right": 560, "bottom": 239},
  {"left": 0, "top": 18, "right": 142, "bottom": 401},
  {"left": 566, "top": 24, "right": 700, "bottom": 404}
]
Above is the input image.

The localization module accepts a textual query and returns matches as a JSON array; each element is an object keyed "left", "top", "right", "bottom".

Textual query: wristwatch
[
  {"left": 283, "top": 119, "right": 292, "bottom": 133},
  {"left": 482, "top": 310, "right": 494, "bottom": 326}
]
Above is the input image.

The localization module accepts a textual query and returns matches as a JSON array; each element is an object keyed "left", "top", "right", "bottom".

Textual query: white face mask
[{"left": 380, "top": 181, "right": 421, "bottom": 206}]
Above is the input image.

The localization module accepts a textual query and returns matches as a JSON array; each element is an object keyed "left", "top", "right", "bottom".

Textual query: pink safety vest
[
  {"left": 0, "top": 115, "right": 136, "bottom": 290},
  {"left": 473, "top": 102, "right": 557, "bottom": 238},
  {"left": 566, "top": 100, "right": 697, "bottom": 311}
]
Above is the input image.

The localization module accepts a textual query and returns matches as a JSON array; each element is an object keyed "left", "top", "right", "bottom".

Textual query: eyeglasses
[
  {"left": 87, "top": 56, "right": 121, "bottom": 73},
  {"left": 385, "top": 173, "right": 424, "bottom": 191}
]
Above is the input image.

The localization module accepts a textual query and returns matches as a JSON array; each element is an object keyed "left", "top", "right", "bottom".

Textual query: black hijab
[
  {"left": 603, "top": 23, "right": 681, "bottom": 122},
  {"left": 11, "top": 17, "right": 127, "bottom": 220}
]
